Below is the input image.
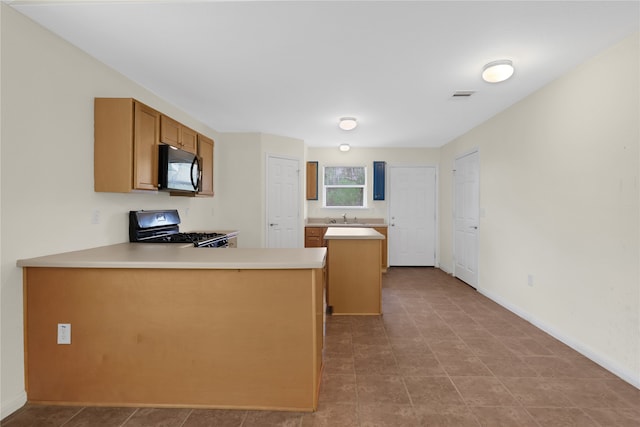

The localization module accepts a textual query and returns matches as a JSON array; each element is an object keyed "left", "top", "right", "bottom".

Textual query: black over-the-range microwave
[{"left": 158, "top": 144, "right": 200, "bottom": 193}]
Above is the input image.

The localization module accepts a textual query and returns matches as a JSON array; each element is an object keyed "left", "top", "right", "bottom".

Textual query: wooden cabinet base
[
  {"left": 327, "top": 239, "right": 382, "bottom": 315},
  {"left": 23, "top": 267, "right": 324, "bottom": 411}
]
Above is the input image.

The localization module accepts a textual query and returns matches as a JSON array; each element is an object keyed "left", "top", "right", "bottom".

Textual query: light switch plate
[{"left": 57, "top": 323, "right": 71, "bottom": 344}]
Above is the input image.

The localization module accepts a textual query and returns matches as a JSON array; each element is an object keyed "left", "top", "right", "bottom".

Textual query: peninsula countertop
[
  {"left": 324, "top": 227, "right": 385, "bottom": 240},
  {"left": 16, "top": 243, "right": 327, "bottom": 270}
]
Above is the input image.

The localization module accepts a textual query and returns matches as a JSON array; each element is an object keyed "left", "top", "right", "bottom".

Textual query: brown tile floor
[{"left": 3, "top": 267, "right": 639, "bottom": 427}]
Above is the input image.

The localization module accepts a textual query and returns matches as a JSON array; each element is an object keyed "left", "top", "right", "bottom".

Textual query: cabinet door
[
  {"left": 373, "top": 161, "right": 386, "bottom": 200},
  {"left": 160, "top": 115, "right": 181, "bottom": 148},
  {"left": 306, "top": 161, "right": 318, "bottom": 200},
  {"left": 133, "top": 103, "right": 160, "bottom": 190},
  {"left": 198, "top": 134, "right": 214, "bottom": 196},
  {"left": 181, "top": 126, "right": 198, "bottom": 154}
]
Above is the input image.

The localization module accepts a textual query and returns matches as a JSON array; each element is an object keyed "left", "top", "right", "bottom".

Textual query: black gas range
[{"left": 129, "top": 210, "right": 234, "bottom": 248}]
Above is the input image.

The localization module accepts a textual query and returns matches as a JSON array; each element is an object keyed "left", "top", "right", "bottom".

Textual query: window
[{"left": 323, "top": 166, "right": 367, "bottom": 208}]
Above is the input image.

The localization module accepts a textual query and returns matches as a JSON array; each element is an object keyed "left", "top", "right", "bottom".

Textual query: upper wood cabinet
[
  {"left": 373, "top": 161, "right": 386, "bottom": 200},
  {"left": 95, "top": 98, "right": 160, "bottom": 192},
  {"left": 198, "top": 134, "right": 214, "bottom": 197},
  {"left": 306, "top": 161, "right": 319, "bottom": 200},
  {"left": 160, "top": 115, "right": 197, "bottom": 154}
]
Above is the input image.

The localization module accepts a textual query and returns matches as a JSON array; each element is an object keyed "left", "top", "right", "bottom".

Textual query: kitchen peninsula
[{"left": 17, "top": 244, "right": 326, "bottom": 412}]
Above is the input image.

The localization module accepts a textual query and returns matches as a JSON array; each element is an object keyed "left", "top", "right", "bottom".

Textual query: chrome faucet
[{"left": 342, "top": 213, "right": 347, "bottom": 223}]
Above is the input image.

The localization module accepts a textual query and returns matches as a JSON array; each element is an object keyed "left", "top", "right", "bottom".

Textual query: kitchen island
[
  {"left": 324, "top": 227, "right": 384, "bottom": 315},
  {"left": 17, "top": 243, "right": 326, "bottom": 412}
]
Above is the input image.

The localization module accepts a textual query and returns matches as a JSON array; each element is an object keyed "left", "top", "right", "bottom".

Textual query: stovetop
[{"left": 129, "top": 210, "right": 231, "bottom": 248}]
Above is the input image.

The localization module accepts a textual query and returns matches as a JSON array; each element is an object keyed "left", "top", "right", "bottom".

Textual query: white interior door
[
  {"left": 454, "top": 151, "right": 479, "bottom": 287},
  {"left": 388, "top": 166, "right": 437, "bottom": 266},
  {"left": 267, "top": 155, "right": 300, "bottom": 248}
]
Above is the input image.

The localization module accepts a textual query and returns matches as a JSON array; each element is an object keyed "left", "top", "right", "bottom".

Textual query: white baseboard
[
  {"left": 477, "top": 287, "right": 640, "bottom": 390},
  {"left": 1, "top": 390, "right": 26, "bottom": 420},
  {"left": 438, "top": 264, "right": 452, "bottom": 275}
]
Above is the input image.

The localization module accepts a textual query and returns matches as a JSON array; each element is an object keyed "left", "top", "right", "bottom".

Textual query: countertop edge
[{"left": 17, "top": 244, "right": 327, "bottom": 270}]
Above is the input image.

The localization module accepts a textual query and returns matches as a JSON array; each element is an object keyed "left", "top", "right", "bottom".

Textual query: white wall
[
  {"left": 214, "top": 132, "right": 305, "bottom": 248},
  {"left": 439, "top": 33, "right": 639, "bottom": 387},
  {"left": 0, "top": 5, "right": 223, "bottom": 416},
  {"left": 306, "top": 147, "right": 440, "bottom": 220}
]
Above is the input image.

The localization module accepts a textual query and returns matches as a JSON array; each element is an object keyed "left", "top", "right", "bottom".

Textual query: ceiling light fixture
[
  {"left": 339, "top": 144, "right": 351, "bottom": 152},
  {"left": 482, "top": 60, "right": 514, "bottom": 83},
  {"left": 339, "top": 117, "right": 357, "bottom": 131}
]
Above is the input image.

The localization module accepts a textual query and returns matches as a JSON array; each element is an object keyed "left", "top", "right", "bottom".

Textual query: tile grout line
[
  {"left": 118, "top": 407, "right": 139, "bottom": 427},
  {"left": 59, "top": 406, "right": 86, "bottom": 427},
  {"left": 176, "top": 408, "right": 194, "bottom": 427}
]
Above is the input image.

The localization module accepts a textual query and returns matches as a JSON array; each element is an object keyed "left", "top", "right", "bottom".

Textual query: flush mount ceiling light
[
  {"left": 339, "top": 144, "right": 351, "bottom": 152},
  {"left": 339, "top": 117, "right": 357, "bottom": 131},
  {"left": 482, "top": 60, "right": 514, "bottom": 83}
]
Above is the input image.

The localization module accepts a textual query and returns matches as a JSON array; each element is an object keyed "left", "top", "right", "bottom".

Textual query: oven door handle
[{"left": 190, "top": 156, "right": 201, "bottom": 192}]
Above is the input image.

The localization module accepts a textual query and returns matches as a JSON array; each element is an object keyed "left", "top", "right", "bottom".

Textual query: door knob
[
  {"left": 270, "top": 223, "right": 278, "bottom": 226},
  {"left": 470, "top": 226, "right": 478, "bottom": 229}
]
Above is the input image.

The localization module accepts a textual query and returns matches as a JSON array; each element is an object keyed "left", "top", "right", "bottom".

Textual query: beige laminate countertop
[
  {"left": 16, "top": 243, "right": 327, "bottom": 270},
  {"left": 324, "top": 227, "right": 385, "bottom": 240}
]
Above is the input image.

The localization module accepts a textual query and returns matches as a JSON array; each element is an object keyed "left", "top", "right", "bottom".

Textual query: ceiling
[{"left": 7, "top": 1, "right": 639, "bottom": 148}]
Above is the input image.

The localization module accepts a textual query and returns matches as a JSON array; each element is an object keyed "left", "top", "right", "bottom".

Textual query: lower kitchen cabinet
[
  {"left": 324, "top": 228, "right": 384, "bottom": 315},
  {"left": 22, "top": 266, "right": 324, "bottom": 411},
  {"left": 305, "top": 226, "right": 327, "bottom": 248}
]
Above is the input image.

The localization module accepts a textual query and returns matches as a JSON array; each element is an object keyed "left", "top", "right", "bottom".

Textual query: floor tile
[
  {"left": 63, "top": 407, "right": 137, "bottom": 427},
  {"left": 242, "top": 410, "right": 304, "bottom": 427},
  {"left": 395, "top": 352, "right": 446, "bottom": 376},
  {"left": 583, "top": 407, "right": 640, "bottom": 427},
  {"left": 412, "top": 404, "right": 480, "bottom": 426},
  {"left": 479, "top": 355, "right": 539, "bottom": 378},
  {"left": 522, "top": 355, "right": 593, "bottom": 378},
  {"left": 525, "top": 407, "right": 599, "bottom": 426},
  {"left": 323, "top": 355, "right": 355, "bottom": 375},
  {"left": 470, "top": 406, "right": 538, "bottom": 427},
  {"left": 181, "top": 409, "right": 246, "bottom": 427},
  {"left": 403, "top": 376, "right": 464, "bottom": 407},
  {"left": 554, "top": 378, "right": 633, "bottom": 408},
  {"left": 388, "top": 337, "right": 432, "bottom": 355},
  {"left": 1, "top": 405, "right": 83, "bottom": 427},
  {"left": 318, "top": 374, "right": 357, "bottom": 404},
  {"left": 301, "top": 403, "right": 358, "bottom": 427},
  {"left": 500, "top": 377, "right": 573, "bottom": 407},
  {"left": 439, "top": 355, "right": 493, "bottom": 377},
  {"left": 460, "top": 338, "right": 513, "bottom": 358},
  {"left": 123, "top": 408, "right": 191, "bottom": 426},
  {"left": 357, "top": 403, "right": 420, "bottom": 427},
  {"left": 356, "top": 375, "right": 411, "bottom": 404},
  {"left": 450, "top": 376, "right": 518, "bottom": 406},
  {"left": 603, "top": 378, "right": 640, "bottom": 408}
]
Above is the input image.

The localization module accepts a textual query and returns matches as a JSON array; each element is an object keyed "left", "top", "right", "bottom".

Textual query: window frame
[{"left": 322, "top": 165, "right": 368, "bottom": 209}]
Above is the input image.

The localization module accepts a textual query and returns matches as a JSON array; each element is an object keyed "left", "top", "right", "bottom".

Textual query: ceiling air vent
[{"left": 452, "top": 91, "right": 475, "bottom": 98}]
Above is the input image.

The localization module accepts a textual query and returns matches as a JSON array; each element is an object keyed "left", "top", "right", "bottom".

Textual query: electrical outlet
[
  {"left": 91, "top": 209, "right": 100, "bottom": 225},
  {"left": 527, "top": 274, "right": 534, "bottom": 287},
  {"left": 57, "top": 323, "right": 71, "bottom": 344}
]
